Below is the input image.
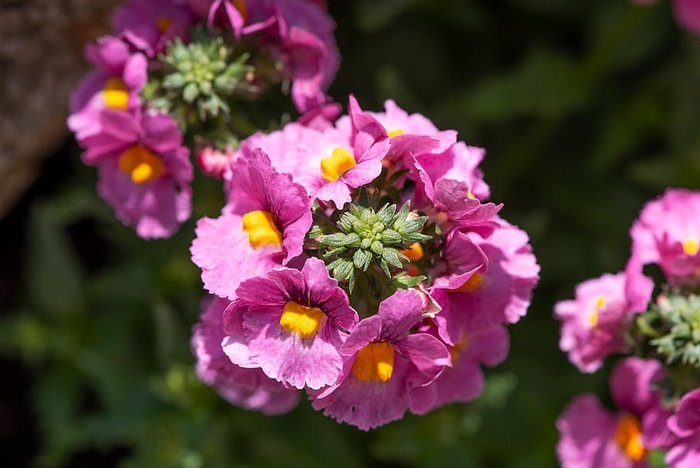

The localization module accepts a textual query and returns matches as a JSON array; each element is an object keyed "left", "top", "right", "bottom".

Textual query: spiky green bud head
[
  {"left": 157, "top": 36, "right": 257, "bottom": 121},
  {"left": 647, "top": 293, "right": 700, "bottom": 368},
  {"left": 315, "top": 201, "right": 432, "bottom": 285}
]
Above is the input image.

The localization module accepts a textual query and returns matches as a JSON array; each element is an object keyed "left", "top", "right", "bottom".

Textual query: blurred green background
[{"left": 2, "top": 0, "right": 700, "bottom": 466}]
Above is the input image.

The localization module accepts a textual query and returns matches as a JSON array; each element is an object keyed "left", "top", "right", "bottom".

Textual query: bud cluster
[
  {"left": 67, "top": 0, "right": 340, "bottom": 238},
  {"left": 314, "top": 202, "right": 429, "bottom": 291},
  {"left": 642, "top": 292, "right": 700, "bottom": 368},
  {"left": 154, "top": 36, "right": 257, "bottom": 122}
]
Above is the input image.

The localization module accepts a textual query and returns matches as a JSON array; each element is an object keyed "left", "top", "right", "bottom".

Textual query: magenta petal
[
  {"left": 98, "top": 110, "right": 142, "bottom": 145},
  {"left": 244, "top": 317, "right": 345, "bottom": 390},
  {"left": 340, "top": 315, "right": 382, "bottom": 356},
  {"left": 432, "top": 230, "right": 488, "bottom": 290},
  {"left": 642, "top": 404, "right": 678, "bottom": 451},
  {"left": 408, "top": 357, "right": 484, "bottom": 415},
  {"left": 221, "top": 306, "right": 257, "bottom": 368},
  {"left": 674, "top": 0, "right": 700, "bottom": 34},
  {"left": 463, "top": 325, "right": 510, "bottom": 367},
  {"left": 191, "top": 212, "right": 284, "bottom": 300},
  {"left": 310, "top": 358, "right": 410, "bottom": 431},
  {"left": 556, "top": 394, "right": 622, "bottom": 468},
  {"left": 86, "top": 36, "right": 131, "bottom": 73},
  {"left": 122, "top": 53, "right": 148, "bottom": 90},
  {"left": 223, "top": 0, "right": 246, "bottom": 37},
  {"left": 396, "top": 333, "right": 450, "bottom": 386},
  {"left": 624, "top": 257, "right": 654, "bottom": 313},
  {"left": 301, "top": 258, "right": 357, "bottom": 330},
  {"left": 193, "top": 297, "right": 299, "bottom": 415},
  {"left": 313, "top": 179, "right": 352, "bottom": 208},
  {"left": 348, "top": 95, "right": 388, "bottom": 156},
  {"left": 227, "top": 149, "right": 312, "bottom": 263},
  {"left": 669, "top": 389, "right": 700, "bottom": 438},
  {"left": 610, "top": 357, "right": 664, "bottom": 415},
  {"left": 141, "top": 112, "right": 184, "bottom": 154},
  {"left": 377, "top": 289, "right": 424, "bottom": 340},
  {"left": 666, "top": 435, "right": 700, "bottom": 468}
]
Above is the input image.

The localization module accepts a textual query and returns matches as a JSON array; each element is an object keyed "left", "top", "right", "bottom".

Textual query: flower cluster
[
  {"left": 191, "top": 96, "right": 540, "bottom": 430},
  {"left": 555, "top": 188, "right": 700, "bottom": 467},
  {"left": 66, "top": 0, "right": 540, "bottom": 432},
  {"left": 67, "top": 0, "right": 339, "bottom": 238}
]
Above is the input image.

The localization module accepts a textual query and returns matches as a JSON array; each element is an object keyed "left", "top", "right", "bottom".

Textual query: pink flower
[
  {"left": 666, "top": 389, "right": 700, "bottom": 468},
  {"left": 235, "top": 96, "right": 390, "bottom": 208},
  {"left": 274, "top": 0, "right": 340, "bottom": 112},
  {"left": 629, "top": 188, "right": 700, "bottom": 287},
  {"left": 431, "top": 222, "right": 540, "bottom": 345},
  {"left": 78, "top": 110, "right": 193, "bottom": 239},
  {"left": 187, "top": 0, "right": 276, "bottom": 37},
  {"left": 310, "top": 289, "right": 450, "bottom": 431},
  {"left": 407, "top": 323, "right": 509, "bottom": 415},
  {"left": 187, "top": 0, "right": 340, "bottom": 113},
  {"left": 414, "top": 142, "right": 490, "bottom": 201},
  {"left": 191, "top": 149, "right": 312, "bottom": 299},
  {"left": 296, "top": 101, "right": 342, "bottom": 130},
  {"left": 555, "top": 272, "right": 640, "bottom": 373},
  {"left": 361, "top": 99, "right": 458, "bottom": 181},
  {"left": 68, "top": 36, "right": 147, "bottom": 142},
  {"left": 191, "top": 296, "right": 300, "bottom": 414},
  {"left": 221, "top": 258, "right": 358, "bottom": 390},
  {"left": 556, "top": 358, "right": 671, "bottom": 467},
  {"left": 412, "top": 152, "right": 502, "bottom": 233},
  {"left": 112, "top": 0, "right": 194, "bottom": 57}
]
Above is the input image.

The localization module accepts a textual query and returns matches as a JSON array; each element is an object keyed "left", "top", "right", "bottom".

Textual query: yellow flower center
[
  {"left": 102, "top": 77, "right": 129, "bottom": 110},
  {"left": 452, "top": 272, "right": 484, "bottom": 293},
  {"left": 279, "top": 301, "right": 325, "bottom": 339},
  {"left": 589, "top": 296, "right": 606, "bottom": 328},
  {"left": 117, "top": 144, "right": 165, "bottom": 184},
  {"left": 683, "top": 238, "right": 699, "bottom": 256},
  {"left": 387, "top": 129, "right": 404, "bottom": 138},
  {"left": 352, "top": 342, "right": 395, "bottom": 382},
  {"left": 320, "top": 147, "right": 356, "bottom": 181},
  {"left": 614, "top": 414, "right": 647, "bottom": 462},
  {"left": 241, "top": 210, "right": 282, "bottom": 248},
  {"left": 400, "top": 243, "right": 424, "bottom": 262}
]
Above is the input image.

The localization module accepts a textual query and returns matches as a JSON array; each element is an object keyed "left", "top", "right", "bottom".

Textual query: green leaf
[
  {"left": 27, "top": 204, "right": 85, "bottom": 316},
  {"left": 464, "top": 49, "right": 588, "bottom": 121}
]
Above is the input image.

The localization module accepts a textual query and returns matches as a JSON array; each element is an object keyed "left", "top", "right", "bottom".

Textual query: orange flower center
[
  {"left": 352, "top": 342, "right": 395, "bottom": 382},
  {"left": 614, "top": 414, "right": 647, "bottom": 462},
  {"left": 117, "top": 144, "right": 165, "bottom": 184},
  {"left": 452, "top": 272, "right": 484, "bottom": 293},
  {"left": 400, "top": 242, "right": 424, "bottom": 262}
]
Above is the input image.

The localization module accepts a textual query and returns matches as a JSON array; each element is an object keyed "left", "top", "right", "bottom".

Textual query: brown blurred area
[{"left": 0, "top": 0, "right": 119, "bottom": 218}]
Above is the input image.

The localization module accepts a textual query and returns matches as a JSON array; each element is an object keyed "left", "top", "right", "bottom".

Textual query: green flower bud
[
  {"left": 644, "top": 293, "right": 700, "bottom": 368},
  {"left": 312, "top": 200, "right": 433, "bottom": 286},
  {"left": 154, "top": 36, "right": 257, "bottom": 122}
]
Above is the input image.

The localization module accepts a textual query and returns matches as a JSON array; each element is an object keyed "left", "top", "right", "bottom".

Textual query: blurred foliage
[{"left": 3, "top": 0, "right": 700, "bottom": 466}]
